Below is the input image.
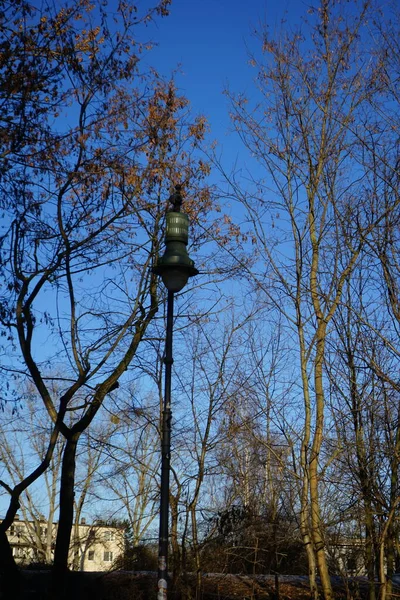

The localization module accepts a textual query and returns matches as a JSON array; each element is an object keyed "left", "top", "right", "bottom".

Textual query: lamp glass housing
[{"left": 161, "top": 269, "right": 190, "bottom": 293}]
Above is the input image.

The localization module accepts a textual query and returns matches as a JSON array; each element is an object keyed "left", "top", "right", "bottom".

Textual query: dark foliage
[{"left": 200, "top": 504, "right": 308, "bottom": 576}]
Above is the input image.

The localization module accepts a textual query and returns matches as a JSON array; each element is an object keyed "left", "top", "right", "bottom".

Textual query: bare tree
[
  {"left": 220, "top": 1, "right": 400, "bottom": 597},
  {"left": 0, "top": 1, "right": 213, "bottom": 594},
  {"left": 93, "top": 393, "right": 160, "bottom": 547},
  {"left": 170, "top": 307, "right": 253, "bottom": 595},
  {"left": 0, "top": 390, "right": 63, "bottom": 564}
]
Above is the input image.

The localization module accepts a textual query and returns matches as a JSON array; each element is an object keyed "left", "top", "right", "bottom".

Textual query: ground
[{"left": 17, "top": 570, "right": 378, "bottom": 599}]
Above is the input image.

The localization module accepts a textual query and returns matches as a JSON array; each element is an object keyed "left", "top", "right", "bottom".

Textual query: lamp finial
[{"left": 169, "top": 184, "right": 183, "bottom": 212}]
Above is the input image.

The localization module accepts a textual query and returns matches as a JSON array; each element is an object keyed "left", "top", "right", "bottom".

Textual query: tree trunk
[
  {"left": 348, "top": 349, "right": 377, "bottom": 600},
  {"left": 298, "top": 322, "right": 319, "bottom": 599},
  {"left": 0, "top": 528, "right": 22, "bottom": 598},
  {"left": 310, "top": 326, "right": 333, "bottom": 600},
  {"left": 51, "top": 433, "right": 80, "bottom": 596},
  {"left": 170, "top": 493, "right": 182, "bottom": 586},
  {"left": 300, "top": 483, "right": 319, "bottom": 600},
  {"left": 190, "top": 506, "right": 202, "bottom": 600},
  {"left": 72, "top": 519, "right": 81, "bottom": 571},
  {"left": 365, "top": 510, "right": 377, "bottom": 600}
]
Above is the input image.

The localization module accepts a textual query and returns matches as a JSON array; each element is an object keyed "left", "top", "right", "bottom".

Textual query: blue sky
[
  {"left": 0, "top": 0, "right": 316, "bottom": 521},
  {"left": 144, "top": 0, "right": 306, "bottom": 160}
]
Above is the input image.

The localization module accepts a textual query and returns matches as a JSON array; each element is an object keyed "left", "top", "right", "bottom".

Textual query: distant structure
[
  {"left": 4, "top": 514, "right": 124, "bottom": 571},
  {"left": 328, "top": 537, "right": 366, "bottom": 576}
]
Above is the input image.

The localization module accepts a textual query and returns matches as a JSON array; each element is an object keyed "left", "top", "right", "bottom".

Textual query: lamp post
[{"left": 153, "top": 185, "right": 198, "bottom": 600}]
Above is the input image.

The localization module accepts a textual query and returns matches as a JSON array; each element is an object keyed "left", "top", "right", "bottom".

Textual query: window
[
  {"left": 12, "top": 547, "right": 26, "bottom": 558},
  {"left": 103, "top": 551, "right": 113, "bottom": 562},
  {"left": 40, "top": 526, "right": 47, "bottom": 537},
  {"left": 10, "top": 524, "right": 23, "bottom": 535},
  {"left": 88, "top": 550, "right": 95, "bottom": 561},
  {"left": 347, "top": 557, "right": 357, "bottom": 572},
  {"left": 103, "top": 531, "right": 115, "bottom": 541}
]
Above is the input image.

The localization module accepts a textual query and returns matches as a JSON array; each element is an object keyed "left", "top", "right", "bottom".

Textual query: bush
[{"left": 114, "top": 544, "right": 158, "bottom": 572}]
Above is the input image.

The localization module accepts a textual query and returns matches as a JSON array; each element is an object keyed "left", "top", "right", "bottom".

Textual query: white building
[{"left": 5, "top": 515, "right": 124, "bottom": 572}]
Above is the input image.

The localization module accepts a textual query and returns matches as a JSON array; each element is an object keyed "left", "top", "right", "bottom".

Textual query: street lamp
[{"left": 153, "top": 185, "right": 198, "bottom": 600}]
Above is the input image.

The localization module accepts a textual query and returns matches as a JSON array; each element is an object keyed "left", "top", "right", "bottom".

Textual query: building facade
[{"left": 5, "top": 515, "right": 124, "bottom": 572}]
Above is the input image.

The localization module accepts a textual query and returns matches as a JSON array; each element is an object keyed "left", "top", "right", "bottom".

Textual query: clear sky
[{"left": 144, "top": 0, "right": 306, "bottom": 161}]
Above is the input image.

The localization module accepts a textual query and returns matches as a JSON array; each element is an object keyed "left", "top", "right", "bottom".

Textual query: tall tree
[
  {"left": 95, "top": 392, "right": 160, "bottom": 547},
  {"left": 0, "top": 387, "right": 64, "bottom": 564},
  {"left": 222, "top": 1, "right": 400, "bottom": 597},
  {"left": 0, "top": 0, "right": 213, "bottom": 593},
  {"left": 171, "top": 308, "right": 252, "bottom": 595}
]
